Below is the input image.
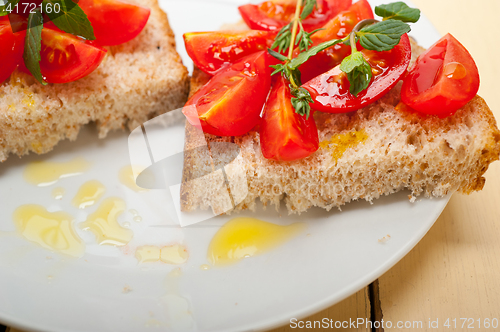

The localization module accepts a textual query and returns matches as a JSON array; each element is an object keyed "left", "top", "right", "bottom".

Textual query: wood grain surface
[
  {"left": 2, "top": 1, "right": 499, "bottom": 332},
  {"left": 268, "top": 288, "right": 372, "bottom": 332},
  {"left": 269, "top": 0, "right": 500, "bottom": 331},
  {"left": 378, "top": 0, "right": 500, "bottom": 331}
]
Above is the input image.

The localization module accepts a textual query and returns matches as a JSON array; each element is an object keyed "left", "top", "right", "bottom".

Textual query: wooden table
[
  {"left": 2, "top": 1, "right": 499, "bottom": 331},
  {"left": 268, "top": 1, "right": 500, "bottom": 330}
]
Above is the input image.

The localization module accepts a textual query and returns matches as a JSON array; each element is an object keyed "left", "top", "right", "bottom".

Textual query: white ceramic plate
[{"left": 0, "top": 1, "right": 448, "bottom": 331}]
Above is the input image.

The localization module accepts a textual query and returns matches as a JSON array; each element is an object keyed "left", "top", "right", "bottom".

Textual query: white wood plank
[{"left": 379, "top": 1, "right": 500, "bottom": 328}]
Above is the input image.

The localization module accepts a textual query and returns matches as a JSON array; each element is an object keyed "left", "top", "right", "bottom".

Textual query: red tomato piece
[
  {"left": 239, "top": 0, "right": 351, "bottom": 32},
  {"left": 298, "top": 0, "right": 374, "bottom": 83},
  {"left": 311, "top": 0, "right": 373, "bottom": 42},
  {"left": 78, "top": 0, "right": 150, "bottom": 46},
  {"left": 184, "top": 30, "right": 275, "bottom": 75},
  {"left": 182, "top": 51, "right": 276, "bottom": 137},
  {"left": 7, "top": 13, "right": 28, "bottom": 33},
  {"left": 20, "top": 24, "right": 107, "bottom": 84},
  {"left": 0, "top": 16, "right": 26, "bottom": 83},
  {"left": 401, "top": 33, "right": 480, "bottom": 117},
  {"left": 260, "top": 76, "right": 319, "bottom": 161},
  {"left": 303, "top": 34, "right": 411, "bottom": 113}
]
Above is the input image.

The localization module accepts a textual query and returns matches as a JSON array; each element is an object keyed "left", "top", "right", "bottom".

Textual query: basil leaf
[
  {"left": 43, "top": 0, "right": 95, "bottom": 40},
  {"left": 23, "top": 8, "right": 46, "bottom": 85},
  {"left": 340, "top": 52, "right": 372, "bottom": 97},
  {"left": 0, "top": 0, "right": 20, "bottom": 16},
  {"left": 290, "top": 38, "right": 342, "bottom": 70},
  {"left": 375, "top": 2, "right": 420, "bottom": 23},
  {"left": 300, "top": 0, "right": 316, "bottom": 20},
  {"left": 357, "top": 19, "right": 411, "bottom": 51}
]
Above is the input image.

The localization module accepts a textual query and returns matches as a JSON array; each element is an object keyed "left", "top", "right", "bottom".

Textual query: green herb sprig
[
  {"left": 339, "top": 2, "right": 418, "bottom": 96},
  {"left": 269, "top": 0, "right": 331, "bottom": 119},
  {"left": 268, "top": 1, "right": 420, "bottom": 112}
]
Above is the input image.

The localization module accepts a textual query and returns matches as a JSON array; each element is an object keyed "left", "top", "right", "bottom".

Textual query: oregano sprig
[
  {"left": 338, "top": 3, "right": 417, "bottom": 96},
  {"left": 271, "top": 0, "right": 320, "bottom": 54},
  {"left": 375, "top": 2, "right": 420, "bottom": 23},
  {"left": 268, "top": 0, "right": 325, "bottom": 118},
  {"left": 355, "top": 19, "right": 411, "bottom": 51},
  {"left": 340, "top": 32, "right": 372, "bottom": 97}
]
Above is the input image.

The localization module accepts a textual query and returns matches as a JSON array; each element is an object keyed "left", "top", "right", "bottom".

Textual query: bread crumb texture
[
  {"left": 181, "top": 42, "right": 500, "bottom": 214},
  {"left": 0, "top": 0, "right": 189, "bottom": 161}
]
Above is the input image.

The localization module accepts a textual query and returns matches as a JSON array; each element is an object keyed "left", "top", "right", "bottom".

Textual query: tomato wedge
[
  {"left": 303, "top": 34, "right": 411, "bottom": 113},
  {"left": 239, "top": 0, "right": 351, "bottom": 32},
  {"left": 401, "top": 34, "right": 480, "bottom": 117},
  {"left": 311, "top": 0, "right": 373, "bottom": 42},
  {"left": 78, "top": 0, "right": 150, "bottom": 46},
  {"left": 260, "top": 76, "right": 319, "bottom": 161},
  {"left": 298, "top": 0, "right": 374, "bottom": 83},
  {"left": 183, "top": 51, "right": 275, "bottom": 137},
  {"left": 0, "top": 16, "right": 26, "bottom": 83},
  {"left": 19, "top": 24, "right": 107, "bottom": 84},
  {"left": 184, "top": 30, "right": 275, "bottom": 75}
]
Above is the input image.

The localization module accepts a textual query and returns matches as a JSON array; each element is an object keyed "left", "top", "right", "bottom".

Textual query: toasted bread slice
[
  {"left": 0, "top": 0, "right": 189, "bottom": 162},
  {"left": 181, "top": 41, "right": 500, "bottom": 214}
]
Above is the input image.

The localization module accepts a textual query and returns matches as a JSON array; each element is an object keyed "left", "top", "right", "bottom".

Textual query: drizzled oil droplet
[
  {"left": 160, "top": 244, "right": 189, "bottom": 265},
  {"left": 119, "top": 165, "right": 149, "bottom": 192},
  {"left": 72, "top": 180, "right": 106, "bottom": 209},
  {"left": 443, "top": 62, "right": 467, "bottom": 80},
  {"left": 52, "top": 187, "right": 65, "bottom": 200},
  {"left": 135, "top": 244, "right": 189, "bottom": 265},
  {"left": 320, "top": 129, "right": 369, "bottom": 161},
  {"left": 208, "top": 217, "right": 306, "bottom": 266},
  {"left": 13, "top": 205, "right": 85, "bottom": 257},
  {"left": 24, "top": 158, "right": 91, "bottom": 186},
  {"left": 81, "top": 198, "right": 133, "bottom": 246},
  {"left": 136, "top": 246, "right": 162, "bottom": 263}
]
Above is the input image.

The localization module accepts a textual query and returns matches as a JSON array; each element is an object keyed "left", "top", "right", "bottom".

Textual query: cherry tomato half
[
  {"left": 184, "top": 30, "right": 275, "bottom": 75},
  {"left": 401, "top": 33, "right": 480, "bottom": 117},
  {"left": 0, "top": 16, "right": 26, "bottom": 83},
  {"left": 303, "top": 34, "right": 411, "bottom": 113},
  {"left": 183, "top": 51, "right": 275, "bottom": 137},
  {"left": 78, "top": 0, "right": 150, "bottom": 46},
  {"left": 239, "top": 0, "right": 351, "bottom": 32},
  {"left": 260, "top": 76, "right": 319, "bottom": 161},
  {"left": 20, "top": 24, "right": 107, "bottom": 84},
  {"left": 298, "top": 0, "right": 374, "bottom": 83}
]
